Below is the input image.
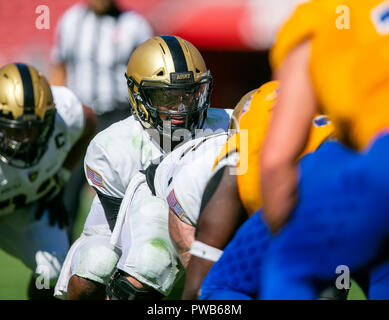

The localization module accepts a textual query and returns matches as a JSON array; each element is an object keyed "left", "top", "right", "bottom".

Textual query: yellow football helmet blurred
[
  {"left": 0, "top": 63, "right": 55, "bottom": 168},
  {"left": 125, "top": 35, "right": 212, "bottom": 137},
  {"left": 228, "top": 89, "right": 257, "bottom": 132}
]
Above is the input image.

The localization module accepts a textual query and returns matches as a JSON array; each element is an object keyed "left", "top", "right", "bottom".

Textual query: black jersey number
[
  {"left": 0, "top": 194, "right": 27, "bottom": 210},
  {"left": 0, "top": 175, "right": 59, "bottom": 212}
]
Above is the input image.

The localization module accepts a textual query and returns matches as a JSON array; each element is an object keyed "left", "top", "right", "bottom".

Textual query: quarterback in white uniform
[
  {"left": 55, "top": 35, "right": 232, "bottom": 300},
  {"left": 104, "top": 133, "right": 229, "bottom": 300},
  {"left": 0, "top": 63, "right": 97, "bottom": 299}
]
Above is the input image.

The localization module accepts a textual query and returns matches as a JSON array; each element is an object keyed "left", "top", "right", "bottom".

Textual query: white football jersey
[
  {"left": 84, "top": 108, "right": 232, "bottom": 198},
  {"left": 154, "top": 133, "right": 229, "bottom": 227},
  {"left": 0, "top": 86, "right": 85, "bottom": 216}
]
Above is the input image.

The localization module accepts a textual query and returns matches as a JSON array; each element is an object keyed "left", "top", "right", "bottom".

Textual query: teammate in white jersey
[
  {"left": 101, "top": 132, "right": 229, "bottom": 300},
  {"left": 55, "top": 35, "right": 232, "bottom": 300},
  {"left": 154, "top": 133, "right": 230, "bottom": 264},
  {"left": 0, "top": 63, "right": 97, "bottom": 299}
]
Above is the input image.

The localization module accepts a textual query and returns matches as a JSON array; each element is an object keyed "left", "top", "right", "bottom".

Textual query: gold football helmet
[
  {"left": 0, "top": 63, "right": 55, "bottom": 168},
  {"left": 125, "top": 35, "right": 212, "bottom": 137}
]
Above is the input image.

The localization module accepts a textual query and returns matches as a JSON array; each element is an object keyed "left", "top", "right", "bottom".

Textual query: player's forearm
[
  {"left": 182, "top": 256, "right": 214, "bottom": 300},
  {"left": 195, "top": 213, "right": 238, "bottom": 253},
  {"left": 63, "top": 105, "right": 98, "bottom": 171},
  {"left": 180, "top": 168, "right": 246, "bottom": 299},
  {"left": 180, "top": 214, "right": 238, "bottom": 300},
  {"left": 168, "top": 209, "right": 195, "bottom": 268},
  {"left": 182, "top": 201, "right": 243, "bottom": 299},
  {"left": 185, "top": 224, "right": 233, "bottom": 297},
  {"left": 260, "top": 162, "right": 298, "bottom": 234},
  {"left": 260, "top": 40, "right": 316, "bottom": 234},
  {"left": 196, "top": 167, "right": 245, "bottom": 250}
]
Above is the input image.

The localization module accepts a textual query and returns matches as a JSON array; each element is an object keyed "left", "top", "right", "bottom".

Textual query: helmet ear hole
[
  {"left": 157, "top": 71, "right": 164, "bottom": 76},
  {"left": 195, "top": 68, "right": 200, "bottom": 73},
  {"left": 128, "top": 89, "right": 150, "bottom": 126},
  {"left": 138, "top": 104, "right": 150, "bottom": 123}
]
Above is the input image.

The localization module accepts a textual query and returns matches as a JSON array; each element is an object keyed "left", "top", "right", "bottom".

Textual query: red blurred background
[{"left": 0, "top": 0, "right": 302, "bottom": 108}]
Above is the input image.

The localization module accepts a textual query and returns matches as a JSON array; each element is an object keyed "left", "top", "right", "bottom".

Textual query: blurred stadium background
[{"left": 0, "top": 0, "right": 366, "bottom": 299}]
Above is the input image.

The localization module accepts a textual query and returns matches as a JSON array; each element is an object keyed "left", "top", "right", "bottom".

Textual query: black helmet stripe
[
  {"left": 160, "top": 36, "right": 188, "bottom": 72},
  {"left": 15, "top": 63, "right": 35, "bottom": 114}
]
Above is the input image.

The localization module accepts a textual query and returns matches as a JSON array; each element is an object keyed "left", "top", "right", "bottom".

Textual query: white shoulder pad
[
  {"left": 51, "top": 86, "right": 85, "bottom": 146},
  {"left": 163, "top": 134, "right": 228, "bottom": 227},
  {"left": 213, "top": 150, "right": 239, "bottom": 174},
  {"left": 84, "top": 117, "right": 160, "bottom": 198}
]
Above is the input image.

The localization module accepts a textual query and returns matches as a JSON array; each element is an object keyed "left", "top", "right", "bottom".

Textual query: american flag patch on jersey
[
  {"left": 167, "top": 189, "right": 185, "bottom": 219},
  {"left": 86, "top": 164, "right": 104, "bottom": 188}
]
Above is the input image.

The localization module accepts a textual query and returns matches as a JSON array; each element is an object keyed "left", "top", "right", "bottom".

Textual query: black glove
[{"left": 35, "top": 190, "right": 69, "bottom": 229}]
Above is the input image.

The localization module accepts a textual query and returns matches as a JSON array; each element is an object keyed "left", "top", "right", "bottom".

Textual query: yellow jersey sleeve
[
  {"left": 272, "top": 0, "right": 389, "bottom": 149},
  {"left": 270, "top": 0, "right": 324, "bottom": 71}
]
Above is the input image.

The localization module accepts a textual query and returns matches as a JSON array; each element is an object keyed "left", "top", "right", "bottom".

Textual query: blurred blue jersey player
[
  {"left": 258, "top": 0, "right": 389, "bottom": 300},
  {"left": 199, "top": 140, "right": 389, "bottom": 300},
  {"left": 199, "top": 213, "right": 270, "bottom": 300},
  {"left": 260, "top": 139, "right": 389, "bottom": 299}
]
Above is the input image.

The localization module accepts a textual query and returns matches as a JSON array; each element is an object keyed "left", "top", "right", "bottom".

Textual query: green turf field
[
  {"left": 0, "top": 186, "right": 93, "bottom": 300},
  {"left": 0, "top": 186, "right": 367, "bottom": 300}
]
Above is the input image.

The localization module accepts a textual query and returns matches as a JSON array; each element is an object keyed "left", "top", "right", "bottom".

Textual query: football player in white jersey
[
  {"left": 103, "top": 132, "right": 229, "bottom": 300},
  {"left": 0, "top": 63, "right": 97, "bottom": 299},
  {"left": 55, "top": 35, "right": 232, "bottom": 300},
  {"left": 154, "top": 132, "right": 230, "bottom": 265}
]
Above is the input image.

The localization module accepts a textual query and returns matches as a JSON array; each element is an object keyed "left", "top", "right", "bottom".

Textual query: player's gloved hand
[{"left": 35, "top": 189, "right": 69, "bottom": 229}]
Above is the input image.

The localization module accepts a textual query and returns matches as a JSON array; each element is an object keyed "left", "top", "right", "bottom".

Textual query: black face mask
[
  {"left": 0, "top": 110, "right": 56, "bottom": 168},
  {"left": 143, "top": 83, "right": 209, "bottom": 113},
  {"left": 142, "top": 80, "right": 211, "bottom": 133}
]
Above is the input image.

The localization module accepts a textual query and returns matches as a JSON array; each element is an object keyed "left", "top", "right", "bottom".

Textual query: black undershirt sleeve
[
  {"left": 141, "top": 163, "right": 159, "bottom": 196},
  {"left": 94, "top": 161, "right": 160, "bottom": 231},
  {"left": 95, "top": 188, "right": 123, "bottom": 232},
  {"left": 199, "top": 166, "right": 226, "bottom": 215}
]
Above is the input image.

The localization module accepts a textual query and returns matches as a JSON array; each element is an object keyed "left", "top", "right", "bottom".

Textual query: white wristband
[{"left": 190, "top": 240, "right": 224, "bottom": 262}]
